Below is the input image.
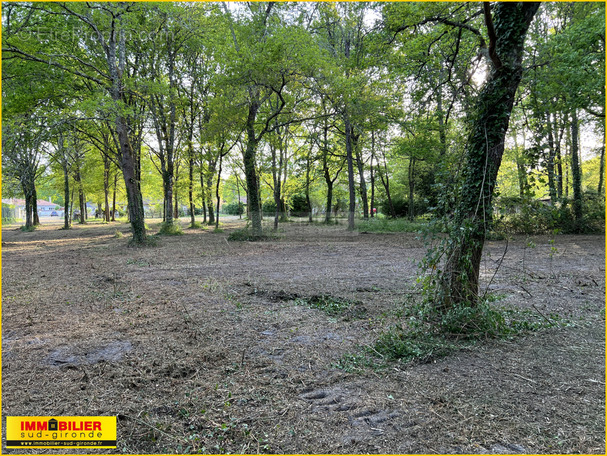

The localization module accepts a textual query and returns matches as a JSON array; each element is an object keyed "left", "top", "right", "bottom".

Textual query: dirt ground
[{"left": 2, "top": 217, "right": 605, "bottom": 454}]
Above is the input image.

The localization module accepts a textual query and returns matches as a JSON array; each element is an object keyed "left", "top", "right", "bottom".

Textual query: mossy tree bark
[{"left": 437, "top": 2, "right": 540, "bottom": 308}]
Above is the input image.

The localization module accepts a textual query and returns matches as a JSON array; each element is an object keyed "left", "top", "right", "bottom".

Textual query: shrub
[
  {"left": 158, "top": 222, "right": 183, "bottom": 236},
  {"left": 494, "top": 194, "right": 604, "bottom": 234},
  {"left": 223, "top": 202, "right": 245, "bottom": 216},
  {"left": 379, "top": 198, "right": 430, "bottom": 218},
  {"left": 290, "top": 194, "right": 310, "bottom": 217},
  {"left": 262, "top": 201, "right": 277, "bottom": 216},
  {"left": 2, "top": 203, "right": 18, "bottom": 224}
]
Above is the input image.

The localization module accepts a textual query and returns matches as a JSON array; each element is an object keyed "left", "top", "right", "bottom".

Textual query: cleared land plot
[{"left": 2, "top": 219, "right": 604, "bottom": 454}]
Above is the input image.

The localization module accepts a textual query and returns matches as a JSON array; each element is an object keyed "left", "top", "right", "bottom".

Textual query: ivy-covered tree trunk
[
  {"left": 244, "top": 103, "right": 263, "bottom": 236},
  {"left": 436, "top": 2, "right": 540, "bottom": 308}
]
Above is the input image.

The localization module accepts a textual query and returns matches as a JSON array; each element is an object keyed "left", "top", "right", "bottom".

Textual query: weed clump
[
  {"left": 158, "top": 222, "right": 183, "bottom": 236},
  {"left": 374, "top": 297, "right": 566, "bottom": 364}
]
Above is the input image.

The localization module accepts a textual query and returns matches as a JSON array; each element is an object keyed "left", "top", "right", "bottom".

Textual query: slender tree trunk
[
  {"left": 199, "top": 166, "right": 207, "bottom": 223},
  {"left": 112, "top": 174, "right": 117, "bottom": 222},
  {"left": 556, "top": 114, "right": 564, "bottom": 200},
  {"left": 345, "top": 115, "right": 356, "bottom": 230},
  {"left": 598, "top": 141, "right": 605, "bottom": 195},
  {"left": 408, "top": 157, "right": 416, "bottom": 220},
  {"left": 379, "top": 166, "right": 396, "bottom": 218},
  {"left": 271, "top": 143, "right": 281, "bottom": 231},
  {"left": 545, "top": 112, "right": 557, "bottom": 203},
  {"left": 355, "top": 135, "right": 369, "bottom": 221},
  {"left": 70, "top": 189, "right": 74, "bottom": 222},
  {"left": 103, "top": 156, "right": 111, "bottom": 222},
  {"left": 189, "top": 145, "right": 195, "bottom": 226},
  {"left": 305, "top": 152, "right": 313, "bottom": 223},
  {"left": 62, "top": 161, "right": 71, "bottom": 229},
  {"left": 570, "top": 108, "right": 583, "bottom": 229},
  {"left": 32, "top": 186, "right": 40, "bottom": 226},
  {"left": 216, "top": 154, "right": 223, "bottom": 230},
  {"left": 237, "top": 177, "right": 242, "bottom": 219},
  {"left": 370, "top": 132, "right": 376, "bottom": 218}
]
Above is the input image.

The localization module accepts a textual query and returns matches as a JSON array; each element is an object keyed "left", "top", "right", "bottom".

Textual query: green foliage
[
  {"left": 2, "top": 203, "right": 18, "bottom": 224},
  {"left": 222, "top": 202, "right": 245, "bottom": 216},
  {"left": 356, "top": 217, "right": 427, "bottom": 233},
  {"left": 495, "top": 194, "right": 604, "bottom": 234},
  {"left": 289, "top": 194, "right": 309, "bottom": 217},
  {"left": 374, "top": 297, "right": 567, "bottom": 363},
  {"left": 379, "top": 198, "right": 429, "bottom": 218},
  {"left": 294, "top": 295, "right": 356, "bottom": 317},
  {"left": 158, "top": 222, "right": 184, "bottom": 236},
  {"left": 332, "top": 353, "right": 383, "bottom": 373},
  {"left": 262, "top": 201, "right": 277, "bottom": 217},
  {"left": 20, "top": 225, "right": 37, "bottom": 232}
]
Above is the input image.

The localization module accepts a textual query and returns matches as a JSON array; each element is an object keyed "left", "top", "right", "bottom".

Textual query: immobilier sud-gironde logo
[{"left": 6, "top": 416, "right": 116, "bottom": 448}]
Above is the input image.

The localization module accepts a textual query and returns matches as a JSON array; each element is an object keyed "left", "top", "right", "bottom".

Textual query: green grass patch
[
  {"left": 333, "top": 352, "right": 385, "bottom": 373},
  {"left": 373, "top": 297, "right": 568, "bottom": 364},
  {"left": 114, "top": 229, "right": 124, "bottom": 238},
  {"left": 189, "top": 221, "right": 203, "bottom": 229},
  {"left": 357, "top": 217, "right": 427, "bottom": 233},
  {"left": 295, "top": 294, "right": 363, "bottom": 318},
  {"left": 158, "top": 222, "right": 183, "bottom": 236},
  {"left": 20, "top": 225, "right": 37, "bottom": 232}
]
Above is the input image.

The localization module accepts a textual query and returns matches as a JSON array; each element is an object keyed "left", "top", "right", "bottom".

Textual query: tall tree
[{"left": 432, "top": 2, "right": 541, "bottom": 308}]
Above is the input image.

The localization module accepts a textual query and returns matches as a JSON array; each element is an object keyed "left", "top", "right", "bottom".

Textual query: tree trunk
[
  {"left": 408, "top": 157, "right": 416, "bottom": 220},
  {"left": 370, "top": 132, "right": 376, "bottom": 218},
  {"left": 216, "top": 154, "right": 223, "bottom": 230},
  {"left": 546, "top": 112, "right": 558, "bottom": 203},
  {"left": 189, "top": 145, "right": 196, "bottom": 226},
  {"left": 244, "top": 104, "right": 262, "bottom": 235},
  {"left": 306, "top": 152, "right": 313, "bottom": 223},
  {"left": 32, "top": 186, "right": 40, "bottom": 226},
  {"left": 103, "top": 156, "right": 111, "bottom": 222},
  {"left": 436, "top": 2, "right": 540, "bottom": 309},
  {"left": 598, "top": 141, "right": 605, "bottom": 195},
  {"left": 345, "top": 114, "right": 356, "bottom": 230},
  {"left": 355, "top": 134, "right": 369, "bottom": 221},
  {"left": 570, "top": 108, "right": 583, "bottom": 230},
  {"left": 62, "top": 161, "right": 71, "bottom": 229},
  {"left": 112, "top": 174, "right": 117, "bottom": 222}
]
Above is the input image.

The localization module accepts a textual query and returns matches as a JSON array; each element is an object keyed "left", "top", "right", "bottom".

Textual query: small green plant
[
  {"left": 20, "top": 225, "right": 36, "bottom": 232},
  {"left": 332, "top": 352, "right": 383, "bottom": 373},
  {"left": 295, "top": 295, "right": 363, "bottom": 318},
  {"left": 158, "top": 222, "right": 183, "bottom": 236},
  {"left": 126, "top": 258, "right": 149, "bottom": 267},
  {"left": 189, "top": 221, "right": 202, "bottom": 229},
  {"left": 114, "top": 229, "right": 124, "bottom": 238}
]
